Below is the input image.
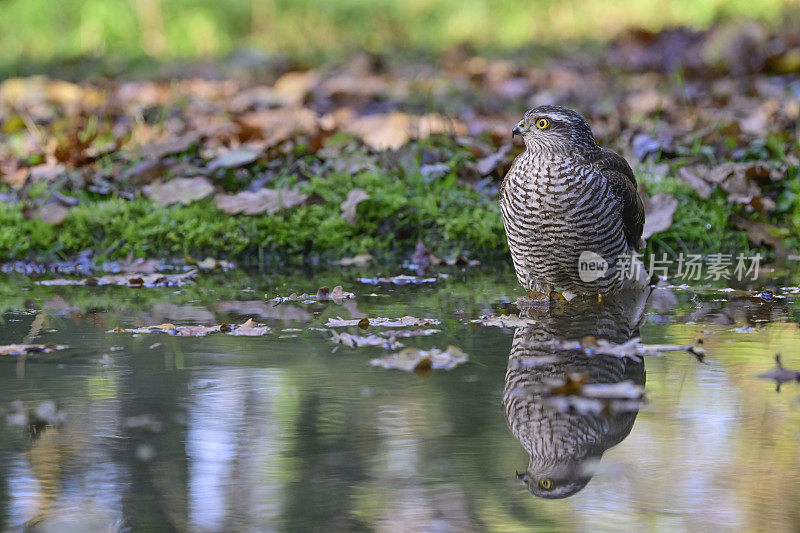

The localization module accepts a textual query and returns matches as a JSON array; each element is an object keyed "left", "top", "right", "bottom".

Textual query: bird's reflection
[{"left": 503, "top": 288, "right": 650, "bottom": 499}]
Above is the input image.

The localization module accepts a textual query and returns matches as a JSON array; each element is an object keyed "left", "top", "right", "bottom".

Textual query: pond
[{"left": 1, "top": 265, "right": 799, "bottom": 532}]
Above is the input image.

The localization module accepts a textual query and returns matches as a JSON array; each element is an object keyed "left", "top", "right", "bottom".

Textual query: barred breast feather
[{"left": 500, "top": 147, "right": 645, "bottom": 295}]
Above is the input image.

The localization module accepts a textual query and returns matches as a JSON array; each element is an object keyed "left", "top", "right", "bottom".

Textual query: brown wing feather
[{"left": 587, "top": 149, "right": 645, "bottom": 250}]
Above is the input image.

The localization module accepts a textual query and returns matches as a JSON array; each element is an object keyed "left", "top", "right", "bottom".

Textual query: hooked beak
[{"left": 512, "top": 123, "right": 524, "bottom": 138}]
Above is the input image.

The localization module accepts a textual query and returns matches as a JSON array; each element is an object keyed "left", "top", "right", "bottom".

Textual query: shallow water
[{"left": 1, "top": 266, "right": 800, "bottom": 532}]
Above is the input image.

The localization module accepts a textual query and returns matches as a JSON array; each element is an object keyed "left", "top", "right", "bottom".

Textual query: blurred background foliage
[{"left": 1, "top": 0, "right": 798, "bottom": 68}]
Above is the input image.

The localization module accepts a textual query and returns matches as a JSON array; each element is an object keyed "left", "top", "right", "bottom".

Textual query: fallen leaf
[
  {"left": 37, "top": 269, "right": 197, "bottom": 287},
  {"left": 207, "top": 149, "right": 260, "bottom": 171},
  {"left": 730, "top": 213, "right": 788, "bottom": 255},
  {"left": 145, "top": 177, "right": 215, "bottom": 206},
  {"left": 677, "top": 166, "right": 712, "bottom": 199},
  {"left": 641, "top": 193, "right": 678, "bottom": 239},
  {"left": 215, "top": 188, "right": 308, "bottom": 215},
  {"left": 475, "top": 144, "right": 512, "bottom": 175},
  {"left": 229, "top": 318, "right": 271, "bottom": 336},
  {"left": 341, "top": 188, "right": 370, "bottom": 225},
  {"left": 369, "top": 345, "right": 468, "bottom": 372},
  {"left": 139, "top": 135, "right": 198, "bottom": 160},
  {"left": 0, "top": 343, "right": 67, "bottom": 356},
  {"left": 343, "top": 112, "right": 466, "bottom": 150},
  {"left": 272, "top": 70, "right": 319, "bottom": 106},
  {"left": 326, "top": 316, "right": 440, "bottom": 328},
  {"left": 357, "top": 275, "right": 437, "bottom": 285},
  {"left": 23, "top": 204, "right": 70, "bottom": 225},
  {"left": 330, "top": 330, "right": 404, "bottom": 349},
  {"left": 111, "top": 318, "right": 270, "bottom": 337},
  {"left": 471, "top": 314, "right": 539, "bottom": 327},
  {"left": 267, "top": 286, "right": 354, "bottom": 304},
  {"left": 525, "top": 336, "right": 706, "bottom": 361},
  {"left": 547, "top": 373, "right": 590, "bottom": 395},
  {"left": 240, "top": 107, "right": 319, "bottom": 143}
]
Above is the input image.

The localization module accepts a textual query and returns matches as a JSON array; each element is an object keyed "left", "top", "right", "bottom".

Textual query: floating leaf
[
  {"left": 330, "top": 330, "right": 403, "bottom": 349},
  {"left": 268, "top": 285, "right": 354, "bottom": 304},
  {"left": 37, "top": 269, "right": 197, "bottom": 287},
  {"left": 0, "top": 343, "right": 67, "bottom": 356},
  {"left": 327, "top": 316, "right": 440, "bottom": 328},
  {"left": 111, "top": 318, "right": 270, "bottom": 337},
  {"left": 357, "top": 275, "right": 437, "bottom": 285},
  {"left": 471, "top": 314, "right": 539, "bottom": 328},
  {"left": 369, "top": 345, "right": 468, "bottom": 372}
]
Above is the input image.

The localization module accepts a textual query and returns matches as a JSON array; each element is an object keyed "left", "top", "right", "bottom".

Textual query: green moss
[
  {"left": 1, "top": 152, "right": 794, "bottom": 263},
  {"left": 640, "top": 176, "right": 750, "bottom": 257},
  {"left": 0, "top": 166, "right": 507, "bottom": 263}
]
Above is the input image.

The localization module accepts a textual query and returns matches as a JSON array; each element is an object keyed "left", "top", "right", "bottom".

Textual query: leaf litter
[{"left": 1, "top": 21, "right": 798, "bottom": 260}]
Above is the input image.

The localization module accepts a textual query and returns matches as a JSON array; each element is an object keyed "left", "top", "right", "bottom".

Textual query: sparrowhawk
[{"left": 500, "top": 105, "right": 647, "bottom": 297}]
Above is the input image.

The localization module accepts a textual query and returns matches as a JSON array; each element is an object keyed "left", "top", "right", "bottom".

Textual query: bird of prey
[{"left": 500, "top": 105, "right": 647, "bottom": 299}]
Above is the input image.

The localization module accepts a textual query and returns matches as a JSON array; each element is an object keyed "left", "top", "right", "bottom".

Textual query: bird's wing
[{"left": 587, "top": 148, "right": 645, "bottom": 251}]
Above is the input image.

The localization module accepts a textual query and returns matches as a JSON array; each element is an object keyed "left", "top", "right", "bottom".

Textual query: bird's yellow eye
[
  {"left": 536, "top": 118, "right": 549, "bottom": 129},
  {"left": 539, "top": 479, "right": 553, "bottom": 490}
]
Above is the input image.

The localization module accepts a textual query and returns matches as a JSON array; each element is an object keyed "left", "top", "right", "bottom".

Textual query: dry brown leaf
[
  {"left": 272, "top": 70, "right": 320, "bottom": 106},
  {"left": 214, "top": 188, "right": 308, "bottom": 215},
  {"left": 343, "top": 112, "right": 466, "bottom": 150},
  {"left": 341, "top": 188, "right": 370, "bottom": 225},
  {"left": 641, "top": 193, "right": 678, "bottom": 240},
  {"left": 237, "top": 107, "right": 319, "bottom": 145},
  {"left": 677, "top": 166, "right": 712, "bottom": 199},
  {"left": 139, "top": 135, "right": 198, "bottom": 160},
  {"left": 23, "top": 204, "right": 70, "bottom": 225},
  {"left": 730, "top": 214, "right": 788, "bottom": 255},
  {"left": 207, "top": 149, "right": 260, "bottom": 171},
  {"left": 0, "top": 163, "right": 28, "bottom": 188},
  {"left": 145, "top": 177, "right": 215, "bottom": 206}
]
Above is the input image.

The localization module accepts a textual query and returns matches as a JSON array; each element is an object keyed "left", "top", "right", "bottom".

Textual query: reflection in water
[{"left": 503, "top": 289, "right": 650, "bottom": 498}]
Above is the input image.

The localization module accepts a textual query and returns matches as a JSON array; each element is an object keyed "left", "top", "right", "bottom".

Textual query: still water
[{"left": 1, "top": 266, "right": 799, "bottom": 532}]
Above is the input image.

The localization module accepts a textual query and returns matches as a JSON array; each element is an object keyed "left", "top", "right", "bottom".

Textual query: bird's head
[
  {"left": 512, "top": 105, "right": 598, "bottom": 154},
  {"left": 516, "top": 455, "right": 596, "bottom": 499}
]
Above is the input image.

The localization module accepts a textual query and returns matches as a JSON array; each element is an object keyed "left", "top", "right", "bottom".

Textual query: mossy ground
[{"left": 2, "top": 136, "right": 793, "bottom": 266}]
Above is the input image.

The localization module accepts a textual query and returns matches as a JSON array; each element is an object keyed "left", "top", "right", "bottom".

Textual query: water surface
[{"left": 1, "top": 267, "right": 799, "bottom": 532}]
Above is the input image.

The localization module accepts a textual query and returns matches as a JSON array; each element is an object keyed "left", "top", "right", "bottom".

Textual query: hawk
[{"left": 500, "top": 105, "right": 647, "bottom": 298}]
